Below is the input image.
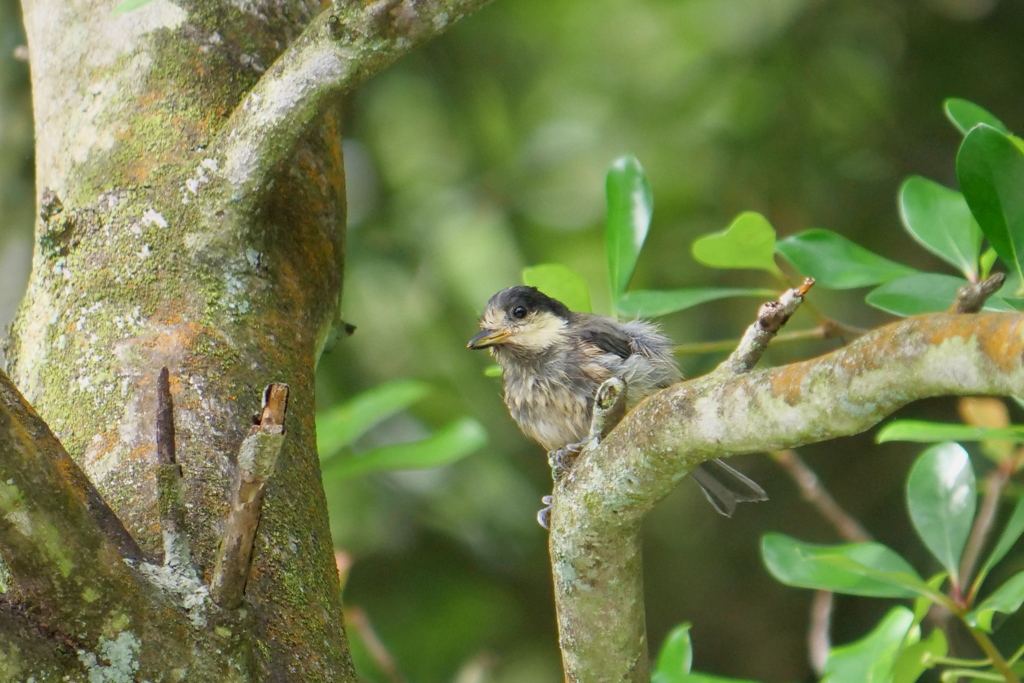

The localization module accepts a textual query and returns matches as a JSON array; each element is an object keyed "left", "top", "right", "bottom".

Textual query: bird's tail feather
[{"left": 690, "top": 459, "right": 768, "bottom": 517}]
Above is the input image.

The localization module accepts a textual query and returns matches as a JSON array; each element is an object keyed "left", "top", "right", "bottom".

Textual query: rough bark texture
[
  {"left": 550, "top": 312, "right": 1024, "bottom": 683},
  {"left": 3, "top": 0, "right": 493, "bottom": 680}
]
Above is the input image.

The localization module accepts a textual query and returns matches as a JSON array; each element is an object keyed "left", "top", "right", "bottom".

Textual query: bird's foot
[
  {"left": 536, "top": 495, "right": 553, "bottom": 530},
  {"left": 548, "top": 441, "right": 586, "bottom": 482}
]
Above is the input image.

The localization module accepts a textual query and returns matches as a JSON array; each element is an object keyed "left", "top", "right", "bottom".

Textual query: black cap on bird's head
[{"left": 467, "top": 286, "right": 571, "bottom": 351}]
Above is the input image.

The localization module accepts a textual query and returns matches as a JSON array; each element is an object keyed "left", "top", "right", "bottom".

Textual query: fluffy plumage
[{"left": 468, "top": 285, "right": 766, "bottom": 516}]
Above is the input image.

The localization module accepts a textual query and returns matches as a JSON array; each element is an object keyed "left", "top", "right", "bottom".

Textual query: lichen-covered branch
[
  {"left": 210, "top": 384, "right": 289, "bottom": 609},
  {"left": 0, "top": 370, "right": 201, "bottom": 673},
  {"left": 0, "top": 371, "right": 143, "bottom": 563},
  {"left": 549, "top": 312, "right": 1024, "bottom": 683},
  {"left": 203, "top": 0, "right": 494, "bottom": 227}
]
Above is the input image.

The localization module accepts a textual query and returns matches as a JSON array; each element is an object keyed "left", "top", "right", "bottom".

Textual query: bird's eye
[{"left": 512, "top": 306, "right": 528, "bottom": 319}]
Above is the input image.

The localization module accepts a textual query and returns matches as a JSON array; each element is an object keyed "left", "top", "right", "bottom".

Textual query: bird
[{"left": 467, "top": 285, "right": 767, "bottom": 518}]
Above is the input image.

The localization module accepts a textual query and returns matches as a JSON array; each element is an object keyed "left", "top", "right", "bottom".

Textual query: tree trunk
[{"left": 2, "top": 1, "right": 491, "bottom": 679}]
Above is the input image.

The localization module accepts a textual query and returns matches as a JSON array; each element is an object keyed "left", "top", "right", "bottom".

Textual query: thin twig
[
  {"left": 951, "top": 272, "right": 1007, "bottom": 314},
  {"left": 771, "top": 449, "right": 871, "bottom": 542},
  {"left": 346, "top": 606, "right": 407, "bottom": 683},
  {"left": 210, "top": 383, "right": 289, "bottom": 609},
  {"left": 155, "top": 367, "right": 192, "bottom": 568},
  {"left": 674, "top": 327, "right": 829, "bottom": 356},
  {"left": 716, "top": 278, "right": 815, "bottom": 375},
  {"left": 808, "top": 590, "right": 833, "bottom": 677},
  {"left": 771, "top": 448, "right": 871, "bottom": 676},
  {"left": 961, "top": 466, "right": 1011, "bottom": 601}
]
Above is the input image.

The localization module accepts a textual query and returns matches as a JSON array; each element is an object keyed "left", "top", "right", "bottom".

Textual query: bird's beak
[{"left": 467, "top": 328, "right": 510, "bottom": 349}]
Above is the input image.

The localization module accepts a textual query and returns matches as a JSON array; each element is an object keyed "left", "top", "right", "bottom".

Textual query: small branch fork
[
  {"left": 952, "top": 272, "right": 1006, "bottom": 314},
  {"left": 716, "top": 278, "right": 815, "bottom": 374},
  {"left": 210, "top": 383, "right": 290, "bottom": 609}
]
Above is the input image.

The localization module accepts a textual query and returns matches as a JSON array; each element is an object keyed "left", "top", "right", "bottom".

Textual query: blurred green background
[{"left": 3, "top": 1, "right": 1024, "bottom": 681}]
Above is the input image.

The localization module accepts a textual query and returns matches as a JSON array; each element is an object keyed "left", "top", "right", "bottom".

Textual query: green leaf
[
  {"left": 906, "top": 443, "right": 976, "bottom": 583},
  {"left": 866, "top": 273, "right": 1016, "bottom": 317},
  {"left": 692, "top": 212, "right": 781, "bottom": 275},
  {"left": 957, "top": 124, "right": 1024, "bottom": 291},
  {"left": 974, "top": 496, "right": 1024, "bottom": 593},
  {"left": 522, "top": 263, "right": 592, "bottom": 313},
  {"left": 606, "top": 155, "right": 653, "bottom": 300},
  {"left": 317, "top": 380, "right": 431, "bottom": 461},
  {"left": 322, "top": 417, "right": 487, "bottom": 481},
  {"left": 776, "top": 229, "right": 916, "bottom": 289},
  {"left": 823, "top": 606, "right": 915, "bottom": 683},
  {"left": 616, "top": 287, "right": 777, "bottom": 318},
  {"left": 892, "top": 628, "right": 947, "bottom": 683},
  {"left": 483, "top": 364, "right": 502, "bottom": 378},
  {"left": 112, "top": 0, "right": 157, "bottom": 14},
  {"left": 966, "top": 570, "right": 1024, "bottom": 632},
  {"left": 877, "top": 420, "right": 1024, "bottom": 444},
  {"left": 980, "top": 247, "right": 999, "bottom": 279},
  {"left": 653, "top": 623, "right": 693, "bottom": 677},
  {"left": 899, "top": 177, "right": 983, "bottom": 281},
  {"left": 944, "top": 98, "right": 1010, "bottom": 136},
  {"left": 762, "top": 533, "right": 924, "bottom": 598}
]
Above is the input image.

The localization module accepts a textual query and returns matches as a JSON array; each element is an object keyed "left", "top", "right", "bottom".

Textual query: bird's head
[{"left": 467, "top": 286, "right": 571, "bottom": 356}]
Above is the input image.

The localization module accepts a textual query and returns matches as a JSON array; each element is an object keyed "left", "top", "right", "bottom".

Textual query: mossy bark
[{"left": 3, "top": 0, "right": 492, "bottom": 679}]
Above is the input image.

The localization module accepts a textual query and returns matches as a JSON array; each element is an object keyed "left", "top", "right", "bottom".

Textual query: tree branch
[
  {"left": 210, "top": 384, "right": 289, "bottom": 609},
  {"left": 198, "top": 0, "right": 494, "bottom": 226},
  {"left": 0, "top": 371, "right": 194, "bottom": 659},
  {"left": 549, "top": 312, "right": 1024, "bottom": 683},
  {"left": 0, "top": 370, "right": 143, "bottom": 562},
  {"left": 715, "top": 278, "right": 814, "bottom": 374}
]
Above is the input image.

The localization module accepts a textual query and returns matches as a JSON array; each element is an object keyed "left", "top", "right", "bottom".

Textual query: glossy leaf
[
  {"left": 899, "top": 176, "right": 983, "bottom": 280},
  {"left": 112, "top": 0, "right": 157, "bottom": 14},
  {"left": 523, "top": 263, "right": 592, "bottom": 313},
  {"left": 762, "top": 533, "right": 925, "bottom": 598},
  {"left": 877, "top": 420, "right": 1024, "bottom": 444},
  {"left": 957, "top": 124, "right": 1024, "bottom": 290},
  {"left": 692, "top": 212, "right": 781, "bottom": 275},
  {"left": 317, "top": 380, "right": 431, "bottom": 461},
  {"left": 606, "top": 155, "right": 653, "bottom": 300},
  {"left": 776, "top": 229, "right": 916, "bottom": 289},
  {"left": 974, "top": 496, "right": 1024, "bottom": 593},
  {"left": 322, "top": 417, "right": 486, "bottom": 481},
  {"left": 906, "top": 443, "right": 976, "bottom": 582},
  {"left": 823, "top": 606, "right": 915, "bottom": 683},
  {"left": 652, "top": 622, "right": 693, "bottom": 678},
  {"left": 966, "top": 570, "right": 1024, "bottom": 632},
  {"left": 866, "top": 273, "right": 1016, "bottom": 316},
  {"left": 616, "top": 287, "right": 776, "bottom": 318},
  {"left": 892, "top": 628, "right": 947, "bottom": 683},
  {"left": 944, "top": 98, "right": 1010, "bottom": 136}
]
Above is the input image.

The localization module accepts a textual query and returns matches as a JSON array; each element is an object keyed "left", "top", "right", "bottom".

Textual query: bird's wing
[{"left": 574, "top": 315, "right": 633, "bottom": 359}]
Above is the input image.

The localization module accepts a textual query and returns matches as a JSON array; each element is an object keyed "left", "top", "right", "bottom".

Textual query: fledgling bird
[{"left": 467, "top": 285, "right": 767, "bottom": 517}]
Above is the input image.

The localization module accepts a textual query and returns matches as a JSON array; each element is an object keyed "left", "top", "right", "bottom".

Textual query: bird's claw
[
  {"left": 536, "top": 495, "right": 553, "bottom": 529},
  {"left": 547, "top": 441, "right": 586, "bottom": 481}
]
